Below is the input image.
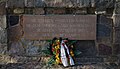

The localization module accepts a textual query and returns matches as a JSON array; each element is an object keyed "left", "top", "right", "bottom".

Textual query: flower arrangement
[{"left": 42, "top": 37, "right": 81, "bottom": 67}]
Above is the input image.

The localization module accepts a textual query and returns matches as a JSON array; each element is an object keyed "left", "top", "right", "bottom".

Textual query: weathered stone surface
[
  {"left": 113, "top": 44, "right": 120, "bottom": 55},
  {"left": 0, "top": 63, "right": 119, "bottom": 69},
  {"left": 114, "top": 2, "right": 120, "bottom": 14},
  {"left": 0, "top": 3, "right": 6, "bottom": 15},
  {"left": 25, "top": 40, "right": 49, "bottom": 56},
  {"left": 0, "top": 15, "right": 6, "bottom": 29},
  {"left": 113, "top": 14, "right": 120, "bottom": 28},
  {"left": 74, "top": 41, "right": 97, "bottom": 57},
  {"left": 0, "top": 55, "right": 17, "bottom": 64},
  {"left": 9, "top": 39, "right": 50, "bottom": 56},
  {"left": 0, "top": 29, "right": 7, "bottom": 44},
  {"left": 65, "top": 8, "right": 87, "bottom": 14},
  {"left": 26, "top": 45, "right": 40, "bottom": 56},
  {"left": 44, "top": 0, "right": 66, "bottom": 7},
  {"left": 6, "top": 55, "right": 42, "bottom": 63},
  {"left": 76, "top": 57, "right": 104, "bottom": 64},
  {"left": 97, "top": 38, "right": 112, "bottom": 46},
  {"left": 7, "top": 0, "right": 24, "bottom": 8},
  {"left": 97, "top": 15, "right": 113, "bottom": 38},
  {"left": 0, "top": 44, "right": 7, "bottom": 54},
  {"left": 13, "top": 8, "right": 24, "bottom": 14},
  {"left": 46, "top": 8, "right": 66, "bottom": 14},
  {"left": 96, "top": 0, "right": 115, "bottom": 11},
  {"left": 97, "top": 15, "right": 113, "bottom": 56},
  {"left": 33, "top": 8, "right": 44, "bottom": 15},
  {"left": 115, "top": 29, "right": 120, "bottom": 44},
  {"left": 35, "top": 0, "right": 46, "bottom": 7},
  {"left": 7, "top": 0, "right": 96, "bottom": 8},
  {"left": 25, "top": 0, "right": 34, "bottom": 7},
  {"left": 24, "top": 8, "right": 33, "bottom": 14},
  {"left": 0, "top": 16, "right": 7, "bottom": 46},
  {"left": 7, "top": 16, "right": 23, "bottom": 41},
  {"left": 98, "top": 44, "right": 112, "bottom": 56},
  {"left": 9, "top": 42, "right": 25, "bottom": 55},
  {"left": 43, "top": 0, "right": 95, "bottom": 7}
]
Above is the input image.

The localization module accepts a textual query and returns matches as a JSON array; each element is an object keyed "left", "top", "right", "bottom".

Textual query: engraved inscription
[{"left": 22, "top": 15, "right": 96, "bottom": 40}]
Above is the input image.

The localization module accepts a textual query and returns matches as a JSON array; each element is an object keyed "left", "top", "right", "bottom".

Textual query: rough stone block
[
  {"left": 25, "top": 40, "right": 49, "bottom": 56},
  {"left": 97, "top": 15, "right": 113, "bottom": 50},
  {"left": 97, "top": 15, "right": 112, "bottom": 38},
  {"left": 0, "top": 3, "right": 6, "bottom": 15},
  {"left": 0, "top": 15, "right": 7, "bottom": 45},
  {"left": 0, "top": 55, "right": 15, "bottom": 64},
  {"left": 113, "top": 14, "right": 120, "bottom": 28},
  {"left": 46, "top": 8, "right": 65, "bottom": 14},
  {"left": 25, "top": 0, "right": 34, "bottom": 7},
  {"left": 0, "top": 15, "right": 6, "bottom": 29},
  {"left": 35, "top": 0, "right": 46, "bottom": 7},
  {"left": 113, "top": 44, "right": 120, "bottom": 55},
  {"left": 0, "top": 29, "right": 7, "bottom": 45},
  {"left": 13, "top": 8, "right": 24, "bottom": 14},
  {"left": 6, "top": 0, "right": 96, "bottom": 8},
  {"left": 7, "top": 0, "right": 24, "bottom": 8},
  {"left": 74, "top": 40, "right": 97, "bottom": 57},
  {"left": 33, "top": 8, "right": 44, "bottom": 15},
  {"left": 26, "top": 45, "right": 40, "bottom": 56},
  {"left": 98, "top": 44, "right": 112, "bottom": 56},
  {"left": 97, "top": 37, "right": 112, "bottom": 45},
  {"left": 65, "top": 8, "right": 87, "bottom": 14},
  {"left": 8, "top": 25, "right": 22, "bottom": 42},
  {"left": 96, "top": 0, "right": 115, "bottom": 11},
  {"left": 0, "top": 44, "right": 7, "bottom": 54},
  {"left": 44, "top": 0, "right": 65, "bottom": 7},
  {"left": 9, "top": 42, "right": 25, "bottom": 55},
  {"left": 115, "top": 29, "right": 120, "bottom": 44},
  {"left": 114, "top": 2, "right": 120, "bottom": 14},
  {"left": 24, "top": 8, "right": 33, "bottom": 14}
]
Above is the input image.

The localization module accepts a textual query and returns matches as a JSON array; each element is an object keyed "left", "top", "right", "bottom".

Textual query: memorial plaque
[{"left": 22, "top": 15, "right": 96, "bottom": 40}]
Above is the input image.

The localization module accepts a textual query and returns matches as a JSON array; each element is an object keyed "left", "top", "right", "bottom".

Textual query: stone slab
[{"left": 22, "top": 15, "right": 96, "bottom": 40}]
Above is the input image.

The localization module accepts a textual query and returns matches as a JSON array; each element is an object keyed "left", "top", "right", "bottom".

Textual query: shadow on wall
[{"left": 73, "top": 40, "right": 97, "bottom": 57}]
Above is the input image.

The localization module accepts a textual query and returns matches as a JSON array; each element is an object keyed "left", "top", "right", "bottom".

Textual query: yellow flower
[
  {"left": 70, "top": 51, "right": 74, "bottom": 57},
  {"left": 55, "top": 45, "right": 60, "bottom": 49},
  {"left": 56, "top": 59, "right": 60, "bottom": 64},
  {"left": 55, "top": 54, "right": 59, "bottom": 59}
]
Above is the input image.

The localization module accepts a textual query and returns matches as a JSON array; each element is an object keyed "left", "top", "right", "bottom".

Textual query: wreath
[{"left": 42, "top": 37, "right": 81, "bottom": 67}]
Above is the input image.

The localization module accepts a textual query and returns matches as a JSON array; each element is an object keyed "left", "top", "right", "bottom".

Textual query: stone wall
[
  {"left": 0, "top": 15, "right": 7, "bottom": 55},
  {"left": 0, "top": 0, "right": 120, "bottom": 69}
]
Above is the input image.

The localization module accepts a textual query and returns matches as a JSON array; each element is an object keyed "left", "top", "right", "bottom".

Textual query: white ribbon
[{"left": 60, "top": 40, "right": 75, "bottom": 67}]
